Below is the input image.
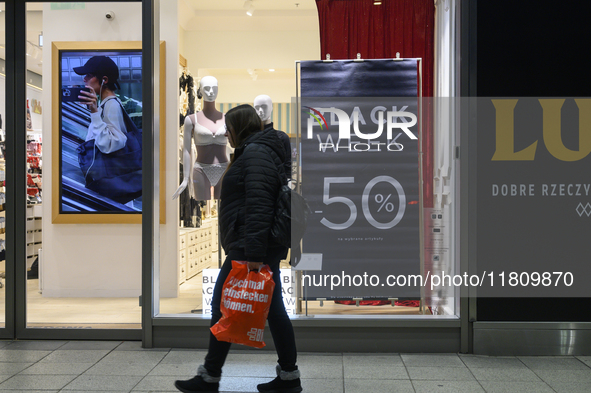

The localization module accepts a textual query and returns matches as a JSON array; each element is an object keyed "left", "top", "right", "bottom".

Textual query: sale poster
[{"left": 299, "top": 60, "right": 421, "bottom": 299}]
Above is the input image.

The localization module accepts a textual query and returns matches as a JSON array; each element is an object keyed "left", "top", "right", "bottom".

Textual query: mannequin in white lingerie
[{"left": 173, "top": 76, "right": 228, "bottom": 201}]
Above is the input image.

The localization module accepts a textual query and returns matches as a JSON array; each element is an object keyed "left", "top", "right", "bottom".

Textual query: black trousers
[{"left": 204, "top": 248, "right": 297, "bottom": 377}]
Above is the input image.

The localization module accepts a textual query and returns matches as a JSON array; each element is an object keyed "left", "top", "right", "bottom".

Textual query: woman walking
[{"left": 175, "top": 104, "right": 302, "bottom": 393}]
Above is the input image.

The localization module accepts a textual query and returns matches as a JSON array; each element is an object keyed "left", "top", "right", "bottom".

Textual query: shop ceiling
[
  {"left": 180, "top": 0, "right": 317, "bottom": 31},
  {"left": 0, "top": 1, "right": 317, "bottom": 77},
  {"left": 183, "top": 0, "right": 316, "bottom": 11}
]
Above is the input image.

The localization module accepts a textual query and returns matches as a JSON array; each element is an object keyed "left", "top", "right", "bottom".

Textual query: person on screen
[
  {"left": 72, "top": 55, "right": 142, "bottom": 205},
  {"left": 73, "top": 55, "right": 128, "bottom": 153}
]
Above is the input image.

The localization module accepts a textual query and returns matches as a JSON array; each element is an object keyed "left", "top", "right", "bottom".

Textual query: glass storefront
[
  {"left": 155, "top": 1, "right": 460, "bottom": 322},
  {"left": 0, "top": 0, "right": 463, "bottom": 349}
]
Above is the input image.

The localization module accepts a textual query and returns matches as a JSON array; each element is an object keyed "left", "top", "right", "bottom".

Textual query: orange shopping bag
[{"left": 210, "top": 260, "right": 275, "bottom": 348}]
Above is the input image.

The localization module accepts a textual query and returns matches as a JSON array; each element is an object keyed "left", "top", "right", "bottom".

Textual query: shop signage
[
  {"left": 304, "top": 106, "right": 418, "bottom": 142},
  {"left": 298, "top": 59, "right": 421, "bottom": 299},
  {"left": 476, "top": 97, "right": 591, "bottom": 297},
  {"left": 491, "top": 99, "right": 591, "bottom": 162}
]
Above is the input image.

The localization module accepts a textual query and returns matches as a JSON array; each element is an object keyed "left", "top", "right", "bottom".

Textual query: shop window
[{"left": 157, "top": 0, "right": 460, "bottom": 320}]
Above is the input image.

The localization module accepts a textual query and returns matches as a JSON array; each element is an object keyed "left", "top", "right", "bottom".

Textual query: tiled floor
[{"left": 0, "top": 340, "right": 590, "bottom": 392}]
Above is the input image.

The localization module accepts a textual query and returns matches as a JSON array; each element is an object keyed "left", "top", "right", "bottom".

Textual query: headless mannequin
[
  {"left": 254, "top": 95, "right": 291, "bottom": 179},
  {"left": 173, "top": 76, "right": 228, "bottom": 201}
]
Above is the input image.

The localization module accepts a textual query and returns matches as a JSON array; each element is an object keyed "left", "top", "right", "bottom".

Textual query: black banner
[{"left": 299, "top": 60, "right": 421, "bottom": 299}]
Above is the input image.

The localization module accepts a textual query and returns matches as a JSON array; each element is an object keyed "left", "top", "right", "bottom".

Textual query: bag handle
[{"left": 99, "top": 97, "right": 140, "bottom": 134}]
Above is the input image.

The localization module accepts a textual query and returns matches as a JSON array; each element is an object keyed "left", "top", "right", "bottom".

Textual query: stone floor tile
[
  {"left": 470, "top": 367, "right": 541, "bottom": 382},
  {"left": 480, "top": 381, "right": 555, "bottom": 393},
  {"left": 401, "top": 354, "right": 465, "bottom": 368},
  {"left": 38, "top": 349, "right": 109, "bottom": 363},
  {"left": 133, "top": 375, "right": 188, "bottom": 391},
  {"left": 160, "top": 350, "right": 207, "bottom": 364},
  {"left": 412, "top": 380, "right": 486, "bottom": 393},
  {"left": 219, "top": 363, "right": 278, "bottom": 378},
  {"left": 546, "top": 381, "right": 591, "bottom": 393},
  {"left": 58, "top": 340, "right": 122, "bottom": 351},
  {"left": 18, "top": 362, "right": 94, "bottom": 375},
  {"left": 0, "top": 363, "right": 33, "bottom": 375},
  {"left": 0, "top": 390, "right": 60, "bottom": 393},
  {"left": 71, "top": 391, "right": 129, "bottom": 393},
  {"left": 575, "top": 355, "right": 591, "bottom": 366},
  {"left": 345, "top": 379, "right": 414, "bottom": 393},
  {"left": 459, "top": 355, "right": 526, "bottom": 369},
  {"left": 343, "top": 354, "right": 404, "bottom": 368},
  {"left": 97, "top": 350, "right": 167, "bottom": 365},
  {"left": 301, "top": 378, "right": 344, "bottom": 393},
  {"left": 0, "top": 350, "right": 51, "bottom": 363},
  {"left": 0, "top": 342, "right": 13, "bottom": 350},
  {"left": 406, "top": 366, "right": 476, "bottom": 381},
  {"left": 535, "top": 369, "right": 591, "bottom": 383},
  {"left": 518, "top": 356, "right": 589, "bottom": 370},
  {"left": 62, "top": 374, "right": 144, "bottom": 391},
  {"left": 0, "top": 374, "right": 77, "bottom": 390},
  {"left": 84, "top": 362, "right": 156, "bottom": 376},
  {"left": 343, "top": 364, "right": 408, "bottom": 380},
  {"left": 220, "top": 376, "right": 274, "bottom": 392},
  {"left": 149, "top": 363, "right": 199, "bottom": 376},
  {"left": 296, "top": 354, "right": 344, "bottom": 379}
]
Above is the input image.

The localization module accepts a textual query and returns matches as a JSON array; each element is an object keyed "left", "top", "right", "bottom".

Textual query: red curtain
[{"left": 315, "top": 0, "right": 435, "bottom": 207}]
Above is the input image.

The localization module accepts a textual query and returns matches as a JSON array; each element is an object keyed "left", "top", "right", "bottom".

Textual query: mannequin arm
[{"left": 172, "top": 116, "right": 194, "bottom": 200}]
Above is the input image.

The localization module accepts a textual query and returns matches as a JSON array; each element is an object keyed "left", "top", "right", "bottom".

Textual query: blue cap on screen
[{"left": 73, "top": 56, "right": 121, "bottom": 90}]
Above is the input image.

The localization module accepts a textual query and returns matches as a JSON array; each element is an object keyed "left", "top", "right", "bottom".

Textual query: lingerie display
[
  {"left": 190, "top": 114, "right": 229, "bottom": 189},
  {"left": 193, "top": 162, "right": 228, "bottom": 188},
  {"left": 191, "top": 116, "right": 228, "bottom": 147}
]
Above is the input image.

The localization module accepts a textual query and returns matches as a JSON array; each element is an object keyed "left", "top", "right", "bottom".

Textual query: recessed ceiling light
[
  {"left": 269, "top": 69, "right": 275, "bottom": 72},
  {"left": 374, "top": 1, "right": 383, "bottom": 4}
]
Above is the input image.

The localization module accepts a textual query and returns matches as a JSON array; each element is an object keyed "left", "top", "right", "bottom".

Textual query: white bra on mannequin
[{"left": 191, "top": 115, "right": 227, "bottom": 146}]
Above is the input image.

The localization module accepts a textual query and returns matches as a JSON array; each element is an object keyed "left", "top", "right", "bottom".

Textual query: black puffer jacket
[{"left": 219, "top": 127, "right": 287, "bottom": 262}]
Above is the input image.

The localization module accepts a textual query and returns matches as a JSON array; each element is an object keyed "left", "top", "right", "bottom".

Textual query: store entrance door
[{"left": 4, "top": 0, "right": 153, "bottom": 342}]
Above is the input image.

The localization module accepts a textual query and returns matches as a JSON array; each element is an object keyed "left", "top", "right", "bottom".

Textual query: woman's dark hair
[{"left": 225, "top": 104, "right": 263, "bottom": 148}]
